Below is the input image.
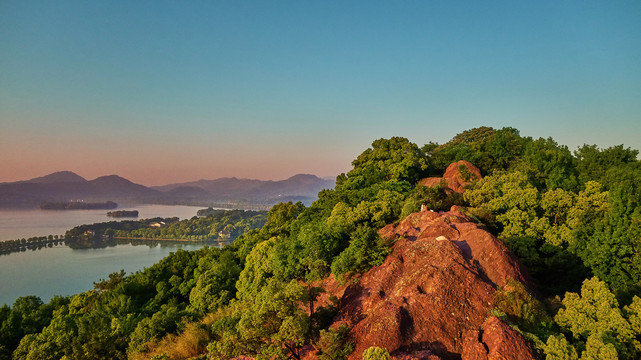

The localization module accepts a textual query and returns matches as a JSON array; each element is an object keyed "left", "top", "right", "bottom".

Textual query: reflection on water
[
  {"left": 0, "top": 242, "right": 207, "bottom": 306},
  {"left": 0, "top": 204, "right": 216, "bottom": 306}
]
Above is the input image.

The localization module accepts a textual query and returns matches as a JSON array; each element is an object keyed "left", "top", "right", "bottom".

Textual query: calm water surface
[
  {"left": 0, "top": 243, "right": 205, "bottom": 306},
  {"left": 0, "top": 204, "right": 208, "bottom": 306},
  {"left": 0, "top": 204, "right": 202, "bottom": 241}
]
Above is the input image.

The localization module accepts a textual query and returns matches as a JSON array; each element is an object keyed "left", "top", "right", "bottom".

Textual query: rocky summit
[{"left": 314, "top": 207, "right": 537, "bottom": 360}]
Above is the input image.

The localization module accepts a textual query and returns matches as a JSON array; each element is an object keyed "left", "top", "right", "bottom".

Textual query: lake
[
  {"left": 0, "top": 242, "right": 206, "bottom": 306},
  {"left": 0, "top": 204, "right": 209, "bottom": 306},
  {"left": 0, "top": 204, "right": 203, "bottom": 241}
]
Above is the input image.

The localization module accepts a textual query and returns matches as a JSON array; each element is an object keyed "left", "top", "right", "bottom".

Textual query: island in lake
[
  {"left": 40, "top": 201, "right": 118, "bottom": 210},
  {"left": 107, "top": 210, "right": 139, "bottom": 218}
]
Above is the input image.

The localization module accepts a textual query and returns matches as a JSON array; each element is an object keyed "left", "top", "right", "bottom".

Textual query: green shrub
[{"left": 362, "top": 346, "right": 391, "bottom": 360}]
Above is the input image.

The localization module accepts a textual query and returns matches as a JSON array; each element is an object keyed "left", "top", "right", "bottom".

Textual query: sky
[{"left": 1, "top": 1, "right": 640, "bottom": 186}]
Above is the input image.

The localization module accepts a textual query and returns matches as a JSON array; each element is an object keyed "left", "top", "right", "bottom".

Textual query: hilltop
[
  {"left": 311, "top": 207, "right": 538, "bottom": 359},
  {"left": 18, "top": 171, "right": 87, "bottom": 184},
  {"left": 2, "top": 127, "right": 641, "bottom": 360}
]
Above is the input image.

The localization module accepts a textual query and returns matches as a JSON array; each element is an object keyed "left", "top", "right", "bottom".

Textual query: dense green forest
[
  {"left": 2, "top": 127, "right": 640, "bottom": 359},
  {"left": 64, "top": 210, "right": 268, "bottom": 248}
]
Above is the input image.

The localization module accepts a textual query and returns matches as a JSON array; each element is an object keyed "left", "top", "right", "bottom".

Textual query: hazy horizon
[
  {"left": 2, "top": 1, "right": 640, "bottom": 186},
  {"left": 3, "top": 169, "right": 336, "bottom": 187}
]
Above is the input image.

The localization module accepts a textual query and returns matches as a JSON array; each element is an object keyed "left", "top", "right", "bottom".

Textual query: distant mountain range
[{"left": 0, "top": 171, "right": 335, "bottom": 209}]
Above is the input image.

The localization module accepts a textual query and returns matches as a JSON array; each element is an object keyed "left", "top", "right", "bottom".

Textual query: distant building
[
  {"left": 218, "top": 230, "right": 231, "bottom": 239},
  {"left": 150, "top": 222, "right": 166, "bottom": 228}
]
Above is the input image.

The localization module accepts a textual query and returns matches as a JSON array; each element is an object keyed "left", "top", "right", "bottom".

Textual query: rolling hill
[{"left": 0, "top": 172, "right": 335, "bottom": 209}]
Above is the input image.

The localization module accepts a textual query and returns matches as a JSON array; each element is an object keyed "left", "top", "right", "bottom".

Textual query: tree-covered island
[{"left": 107, "top": 210, "right": 139, "bottom": 218}]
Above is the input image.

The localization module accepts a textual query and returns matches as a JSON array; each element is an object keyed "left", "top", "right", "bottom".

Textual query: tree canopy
[{"left": 3, "top": 128, "right": 641, "bottom": 360}]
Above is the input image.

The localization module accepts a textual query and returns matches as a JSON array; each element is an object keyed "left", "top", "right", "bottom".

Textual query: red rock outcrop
[
  {"left": 418, "top": 161, "right": 482, "bottom": 193},
  {"left": 327, "top": 207, "right": 535, "bottom": 359},
  {"left": 461, "top": 316, "right": 537, "bottom": 360}
]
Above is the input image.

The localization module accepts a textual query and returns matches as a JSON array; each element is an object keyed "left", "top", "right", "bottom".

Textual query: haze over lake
[{"left": 0, "top": 204, "right": 203, "bottom": 241}]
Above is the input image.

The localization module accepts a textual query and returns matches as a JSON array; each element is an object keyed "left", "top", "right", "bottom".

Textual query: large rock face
[
  {"left": 417, "top": 161, "right": 482, "bottom": 193},
  {"left": 325, "top": 208, "right": 536, "bottom": 360}
]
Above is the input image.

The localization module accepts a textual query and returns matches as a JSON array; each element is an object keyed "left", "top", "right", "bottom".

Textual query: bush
[{"left": 362, "top": 346, "right": 391, "bottom": 360}]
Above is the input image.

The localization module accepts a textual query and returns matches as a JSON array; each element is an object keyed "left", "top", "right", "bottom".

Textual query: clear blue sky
[{"left": 1, "top": 1, "right": 640, "bottom": 185}]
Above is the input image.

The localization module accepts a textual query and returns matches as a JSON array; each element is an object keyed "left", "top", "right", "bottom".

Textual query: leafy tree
[
  {"left": 565, "top": 182, "right": 609, "bottom": 233},
  {"left": 362, "top": 346, "right": 391, "bottom": 360},
  {"left": 128, "top": 304, "right": 187, "bottom": 355},
  {"left": 337, "top": 137, "right": 428, "bottom": 204},
  {"left": 189, "top": 249, "right": 241, "bottom": 313},
  {"left": 261, "top": 202, "right": 305, "bottom": 238},
  {"left": 448, "top": 126, "right": 498, "bottom": 147},
  {"left": 331, "top": 226, "right": 390, "bottom": 281},
  {"left": 580, "top": 335, "right": 619, "bottom": 360},
  {"left": 233, "top": 202, "right": 302, "bottom": 263},
  {"left": 13, "top": 291, "right": 126, "bottom": 360},
  {"left": 505, "top": 236, "right": 589, "bottom": 296},
  {"left": 464, "top": 171, "right": 541, "bottom": 239},
  {"left": 575, "top": 144, "right": 639, "bottom": 184},
  {"left": 517, "top": 137, "right": 579, "bottom": 191},
  {"left": 206, "top": 308, "right": 244, "bottom": 359},
  {"left": 0, "top": 295, "right": 69, "bottom": 358},
  {"left": 539, "top": 188, "right": 576, "bottom": 246},
  {"left": 277, "top": 221, "right": 338, "bottom": 282},
  {"left": 235, "top": 279, "right": 311, "bottom": 360},
  {"left": 94, "top": 269, "right": 126, "bottom": 292},
  {"left": 554, "top": 277, "right": 639, "bottom": 359},
  {"left": 574, "top": 184, "right": 640, "bottom": 300},
  {"left": 315, "top": 324, "right": 353, "bottom": 360},
  {"left": 425, "top": 126, "right": 496, "bottom": 172},
  {"left": 544, "top": 334, "right": 579, "bottom": 360},
  {"left": 428, "top": 127, "right": 526, "bottom": 174},
  {"left": 235, "top": 238, "right": 277, "bottom": 301}
]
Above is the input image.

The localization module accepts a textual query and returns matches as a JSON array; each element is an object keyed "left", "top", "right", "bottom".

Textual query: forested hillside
[{"left": 2, "top": 127, "right": 640, "bottom": 360}]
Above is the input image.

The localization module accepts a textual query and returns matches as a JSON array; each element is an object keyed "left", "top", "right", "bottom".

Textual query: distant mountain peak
[
  {"left": 90, "top": 175, "right": 139, "bottom": 186},
  {"left": 287, "top": 174, "right": 318, "bottom": 180},
  {"left": 149, "top": 173, "right": 335, "bottom": 206},
  {"left": 27, "top": 171, "right": 87, "bottom": 184},
  {"left": 93, "top": 174, "right": 126, "bottom": 180}
]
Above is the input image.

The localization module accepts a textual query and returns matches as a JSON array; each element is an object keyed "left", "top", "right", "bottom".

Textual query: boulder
[
  {"left": 417, "top": 161, "right": 481, "bottom": 193},
  {"left": 462, "top": 316, "right": 537, "bottom": 360}
]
